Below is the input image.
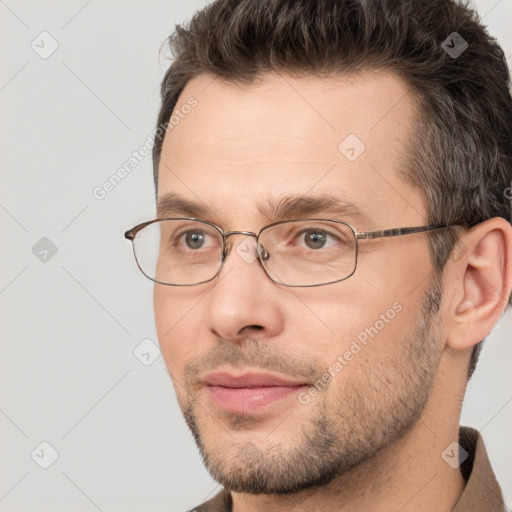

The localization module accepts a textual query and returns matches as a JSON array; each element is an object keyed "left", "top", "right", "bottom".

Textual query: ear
[{"left": 445, "top": 217, "right": 512, "bottom": 351}]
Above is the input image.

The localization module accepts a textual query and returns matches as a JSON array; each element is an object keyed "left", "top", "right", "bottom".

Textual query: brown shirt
[{"left": 191, "top": 427, "right": 507, "bottom": 512}]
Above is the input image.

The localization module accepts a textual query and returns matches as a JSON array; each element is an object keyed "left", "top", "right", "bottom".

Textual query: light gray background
[{"left": 1, "top": 1, "right": 511, "bottom": 511}]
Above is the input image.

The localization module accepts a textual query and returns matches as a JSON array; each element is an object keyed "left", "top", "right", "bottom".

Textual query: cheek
[
  {"left": 305, "top": 301, "right": 413, "bottom": 399},
  {"left": 290, "top": 274, "right": 413, "bottom": 364},
  {"left": 153, "top": 287, "right": 204, "bottom": 373}
]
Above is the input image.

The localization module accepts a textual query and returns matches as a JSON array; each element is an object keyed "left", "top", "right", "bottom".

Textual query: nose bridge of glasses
[
  {"left": 222, "top": 230, "right": 257, "bottom": 249},
  {"left": 221, "top": 230, "right": 268, "bottom": 264},
  {"left": 223, "top": 230, "right": 258, "bottom": 239}
]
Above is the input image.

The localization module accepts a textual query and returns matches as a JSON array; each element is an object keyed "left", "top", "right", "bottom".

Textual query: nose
[{"left": 206, "top": 233, "right": 284, "bottom": 343}]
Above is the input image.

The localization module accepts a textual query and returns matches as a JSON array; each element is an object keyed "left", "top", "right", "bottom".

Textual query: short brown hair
[{"left": 153, "top": 0, "right": 512, "bottom": 379}]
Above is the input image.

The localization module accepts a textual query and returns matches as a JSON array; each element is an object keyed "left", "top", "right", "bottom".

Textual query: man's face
[{"left": 154, "top": 72, "right": 445, "bottom": 493}]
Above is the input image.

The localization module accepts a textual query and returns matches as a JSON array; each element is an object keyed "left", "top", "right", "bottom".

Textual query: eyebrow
[
  {"left": 157, "top": 193, "right": 208, "bottom": 219},
  {"left": 156, "top": 192, "right": 371, "bottom": 226}
]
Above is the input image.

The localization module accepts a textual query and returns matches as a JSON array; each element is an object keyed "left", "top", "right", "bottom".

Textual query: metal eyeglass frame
[{"left": 124, "top": 217, "right": 456, "bottom": 287}]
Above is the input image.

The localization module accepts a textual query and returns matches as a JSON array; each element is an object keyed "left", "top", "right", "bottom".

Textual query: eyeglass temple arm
[
  {"left": 355, "top": 225, "right": 451, "bottom": 240},
  {"left": 124, "top": 220, "right": 158, "bottom": 241}
]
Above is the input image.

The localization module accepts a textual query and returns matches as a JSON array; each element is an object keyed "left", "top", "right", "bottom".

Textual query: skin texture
[{"left": 153, "top": 72, "right": 512, "bottom": 512}]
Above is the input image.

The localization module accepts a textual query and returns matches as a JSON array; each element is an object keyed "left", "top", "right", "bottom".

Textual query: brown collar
[{"left": 452, "top": 426, "right": 505, "bottom": 511}]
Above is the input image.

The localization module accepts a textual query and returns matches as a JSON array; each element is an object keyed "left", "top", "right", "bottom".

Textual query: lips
[
  {"left": 202, "top": 371, "right": 309, "bottom": 413},
  {"left": 203, "top": 371, "right": 306, "bottom": 388}
]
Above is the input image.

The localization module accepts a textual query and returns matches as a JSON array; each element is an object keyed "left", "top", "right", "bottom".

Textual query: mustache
[{"left": 183, "top": 337, "right": 324, "bottom": 388}]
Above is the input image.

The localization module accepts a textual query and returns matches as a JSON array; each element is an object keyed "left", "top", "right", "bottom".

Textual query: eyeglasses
[{"left": 124, "top": 217, "right": 454, "bottom": 287}]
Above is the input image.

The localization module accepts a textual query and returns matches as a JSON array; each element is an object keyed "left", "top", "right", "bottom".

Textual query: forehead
[{"left": 157, "top": 71, "right": 425, "bottom": 229}]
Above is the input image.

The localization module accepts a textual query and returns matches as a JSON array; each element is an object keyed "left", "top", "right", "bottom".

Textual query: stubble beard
[{"left": 177, "top": 277, "right": 443, "bottom": 494}]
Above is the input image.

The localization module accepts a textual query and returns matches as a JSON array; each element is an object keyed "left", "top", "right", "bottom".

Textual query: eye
[
  {"left": 183, "top": 230, "right": 207, "bottom": 249},
  {"left": 160, "top": 220, "right": 222, "bottom": 255},
  {"left": 304, "top": 229, "right": 328, "bottom": 249},
  {"left": 296, "top": 228, "right": 339, "bottom": 250}
]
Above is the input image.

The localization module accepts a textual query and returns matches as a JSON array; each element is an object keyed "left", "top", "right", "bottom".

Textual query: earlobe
[{"left": 446, "top": 218, "right": 512, "bottom": 351}]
